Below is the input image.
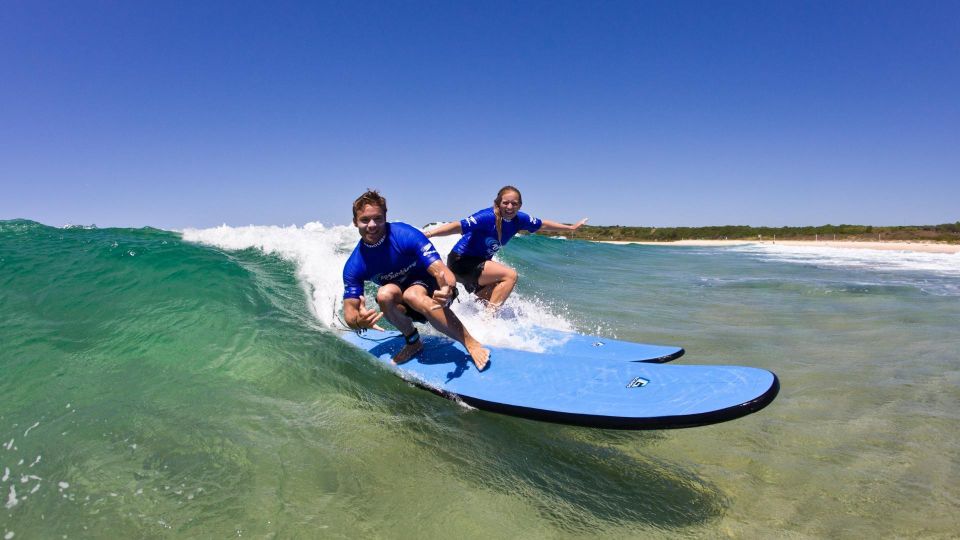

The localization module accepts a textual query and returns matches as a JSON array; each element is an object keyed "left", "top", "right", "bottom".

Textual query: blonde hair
[{"left": 493, "top": 186, "right": 522, "bottom": 244}]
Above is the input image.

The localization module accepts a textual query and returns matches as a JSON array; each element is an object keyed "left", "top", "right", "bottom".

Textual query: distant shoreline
[
  {"left": 592, "top": 239, "right": 960, "bottom": 254},
  {"left": 539, "top": 223, "right": 960, "bottom": 246}
]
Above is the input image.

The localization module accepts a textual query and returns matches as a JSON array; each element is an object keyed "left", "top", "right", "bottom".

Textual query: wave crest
[{"left": 182, "top": 223, "right": 573, "bottom": 351}]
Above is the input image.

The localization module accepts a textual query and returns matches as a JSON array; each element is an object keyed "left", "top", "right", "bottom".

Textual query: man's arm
[
  {"left": 343, "top": 296, "right": 385, "bottom": 331},
  {"left": 426, "top": 260, "right": 458, "bottom": 309},
  {"left": 538, "top": 218, "right": 588, "bottom": 232},
  {"left": 424, "top": 222, "right": 462, "bottom": 238}
]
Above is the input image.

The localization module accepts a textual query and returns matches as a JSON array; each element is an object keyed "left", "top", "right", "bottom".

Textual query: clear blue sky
[{"left": 2, "top": 1, "right": 958, "bottom": 229}]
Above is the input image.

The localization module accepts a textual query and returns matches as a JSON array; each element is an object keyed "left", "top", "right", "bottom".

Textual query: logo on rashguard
[
  {"left": 466, "top": 216, "right": 478, "bottom": 226},
  {"left": 377, "top": 261, "right": 417, "bottom": 283},
  {"left": 484, "top": 237, "right": 501, "bottom": 257},
  {"left": 626, "top": 377, "right": 649, "bottom": 388}
]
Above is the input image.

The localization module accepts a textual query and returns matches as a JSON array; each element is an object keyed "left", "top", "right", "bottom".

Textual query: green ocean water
[{"left": 2, "top": 219, "right": 959, "bottom": 538}]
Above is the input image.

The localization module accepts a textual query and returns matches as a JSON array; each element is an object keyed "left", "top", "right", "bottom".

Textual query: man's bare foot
[
  {"left": 464, "top": 338, "right": 490, "bottom": 371},
  {"left": 392, "top": 339, "right": 423, "bottom": 365}
]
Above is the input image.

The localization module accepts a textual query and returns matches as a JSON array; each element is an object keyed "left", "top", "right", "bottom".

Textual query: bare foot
[
  {"left": 392, "top": 339, "right": 423, "bottom": 365},
  {"left": 464, "top": 338, "right": 490, "bottom": 371}
]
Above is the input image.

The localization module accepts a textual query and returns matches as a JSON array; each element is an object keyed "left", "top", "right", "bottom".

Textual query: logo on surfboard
[{"left": 626, "top": 377, "right": 649, "bottom": 388}]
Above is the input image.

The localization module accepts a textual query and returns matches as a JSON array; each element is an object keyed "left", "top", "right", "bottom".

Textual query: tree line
[{"left": 537, "top": 222, "right": 960, "bottom": 243}]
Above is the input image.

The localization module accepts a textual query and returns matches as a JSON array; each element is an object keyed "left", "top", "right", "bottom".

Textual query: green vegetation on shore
[{"left": 538, "top": 222, "right": 960, "bottom": 243}]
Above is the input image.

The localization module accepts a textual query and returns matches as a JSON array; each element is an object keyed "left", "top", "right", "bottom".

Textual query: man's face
[{"left": 354, "top": 204, "right": 386, "bottom": 245}]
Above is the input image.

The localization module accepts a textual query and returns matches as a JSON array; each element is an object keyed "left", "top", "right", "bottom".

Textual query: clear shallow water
[{"left": 2, "top": 219, "right": 958, "bottom": 538}]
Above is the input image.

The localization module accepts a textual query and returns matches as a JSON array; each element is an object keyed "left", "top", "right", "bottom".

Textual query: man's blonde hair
[{"left": 352, "top": 189, "right": 387, "bottom": 224}]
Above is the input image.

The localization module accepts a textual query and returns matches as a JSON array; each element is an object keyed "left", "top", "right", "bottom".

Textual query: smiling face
[
  {"left": 495, "top": 189, "right": 522, "bottom": 220},
  {"left": 354, "top": 203, "right": 386, "bottom": 245}
]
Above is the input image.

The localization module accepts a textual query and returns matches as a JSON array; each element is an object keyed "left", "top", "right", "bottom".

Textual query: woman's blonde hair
[{"left": 493, "top": 186, "right": 522, "bottom": 244}]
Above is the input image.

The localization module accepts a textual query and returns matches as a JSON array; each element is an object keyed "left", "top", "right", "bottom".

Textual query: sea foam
[
  {"left": 731, "top": 243, "right": 960, "bottom": 277},
  {"left": 182, "top": 222, "right": 573, "bottom": 352}
]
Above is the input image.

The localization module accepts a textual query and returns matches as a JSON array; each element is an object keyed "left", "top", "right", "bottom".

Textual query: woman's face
[{"left": 497, "top": 191, "right": 521, "bottom": 219}]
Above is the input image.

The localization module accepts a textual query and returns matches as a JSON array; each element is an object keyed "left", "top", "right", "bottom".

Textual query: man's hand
[
  {"left": 355, "top": 295, "right": 385, "bottom": 331},
  {"left": 431, "top": 285, "right": 456, "bottom": 310}
]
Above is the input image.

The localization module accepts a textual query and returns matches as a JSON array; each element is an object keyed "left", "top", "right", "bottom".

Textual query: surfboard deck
[
  {"left": 339, "top": 329, "right": 779, "bottom": 430},
  {"left": 530, "top": 328, "right": 685, "bottom": 363}
]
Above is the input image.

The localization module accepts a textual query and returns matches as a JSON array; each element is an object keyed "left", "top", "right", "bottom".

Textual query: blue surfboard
[
  {"left": 528, "top": 328, "right": 684, "bottom": 364},
  {"left": 339, "top": 329, "right": 779, "bottom": 430}
]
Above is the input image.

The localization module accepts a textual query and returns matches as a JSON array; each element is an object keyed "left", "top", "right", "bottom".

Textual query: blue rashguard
[
  {"left": 342, "top": 222, "right": 442, "bottom": 299},
  {"left": 451, "top": 208, "right": 542, "bottom": 259}
]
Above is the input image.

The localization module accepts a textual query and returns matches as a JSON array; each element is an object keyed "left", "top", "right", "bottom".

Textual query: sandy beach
[{"left": 597, "top": 239, "right": 960, "bottom": 254}]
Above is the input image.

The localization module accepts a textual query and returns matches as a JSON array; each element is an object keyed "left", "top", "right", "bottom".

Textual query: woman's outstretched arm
[
  {"left": 538, "top": 218, "right": 588, "bottom": 232},
  {"left": 424, "top": 222, "right": 463, "bottom": 238}
]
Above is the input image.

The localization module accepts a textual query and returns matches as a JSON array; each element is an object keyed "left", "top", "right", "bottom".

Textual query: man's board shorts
[
  {"left": 397, "top": 279, "right": 458, "bottom": 323},
  {"left": 447, "top": 253, "right": 488, "bottom": 294}
]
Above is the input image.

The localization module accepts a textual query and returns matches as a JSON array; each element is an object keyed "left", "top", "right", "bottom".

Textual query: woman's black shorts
[{"left": 446, "top": 253, "right": 487, "bottom": 293}]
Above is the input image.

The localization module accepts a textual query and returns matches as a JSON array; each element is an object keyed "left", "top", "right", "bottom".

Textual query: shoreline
[{"left": 593, "top": 239, "right": 960, "bottom": 254}]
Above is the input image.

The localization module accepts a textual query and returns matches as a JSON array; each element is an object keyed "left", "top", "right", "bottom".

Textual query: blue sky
[{"left": 2, "top": 1, "right": 958, "bottom": 229}]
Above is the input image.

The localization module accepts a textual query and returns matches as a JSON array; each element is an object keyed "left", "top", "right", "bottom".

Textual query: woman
[{"left": 425, "top": 186, "right": 587, "bottom": 311}]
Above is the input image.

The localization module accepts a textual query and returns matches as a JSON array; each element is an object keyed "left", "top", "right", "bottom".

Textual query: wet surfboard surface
[{"left": 339, "top": 329, "right": 779, "bottom": 430}]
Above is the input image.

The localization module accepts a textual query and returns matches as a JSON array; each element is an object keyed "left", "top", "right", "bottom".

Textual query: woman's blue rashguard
[
  {"left": 342, "top": 222, "right": 441, "bottom": 300},
  {"left": 451, "top": 207, "right": 542, "bottom": 259}
]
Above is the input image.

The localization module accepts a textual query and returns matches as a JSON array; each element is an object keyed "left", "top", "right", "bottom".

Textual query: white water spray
[{"left": 183, "top": 222, "right": 573, "bottom": 351}]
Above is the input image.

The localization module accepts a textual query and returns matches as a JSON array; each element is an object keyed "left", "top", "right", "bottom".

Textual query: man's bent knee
[
  {"left": 402, "top": 286, "right": 429, "bottom": 309},
  {"left": 376, "top": 285, "right": 402, "bottom": 307}
]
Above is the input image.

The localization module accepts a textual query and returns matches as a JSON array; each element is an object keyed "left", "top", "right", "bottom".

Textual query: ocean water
[{"left": 2, "top": 219, "right": 959, "bottom": 538}]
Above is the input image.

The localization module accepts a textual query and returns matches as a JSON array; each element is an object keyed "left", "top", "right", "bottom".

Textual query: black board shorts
[
  {"left": 447, "top": 253, "right": 487, "bottom": 293},
  {"left": 396, "top": 279, "right": 457, "bottom": 323},
  {"left": 398, "top": 279, "right": 435, "bottom": 323}
]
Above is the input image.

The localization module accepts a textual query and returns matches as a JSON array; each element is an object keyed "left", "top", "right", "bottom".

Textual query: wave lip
[{"left": 182, "top": 222, "right": 574, "bottom": 350}]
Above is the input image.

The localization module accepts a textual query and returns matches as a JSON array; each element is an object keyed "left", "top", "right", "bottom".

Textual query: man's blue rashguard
[
  {"left": 342, "top": 222, "right": 441, "bottom": 300},
  {"left": 451, "top": 207, "right": 542, "bottom": 259}
]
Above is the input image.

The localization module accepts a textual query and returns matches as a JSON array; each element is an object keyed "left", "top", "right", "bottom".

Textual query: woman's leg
[{"left": 475, "top": 260, "right": 518, "bottom": 309}]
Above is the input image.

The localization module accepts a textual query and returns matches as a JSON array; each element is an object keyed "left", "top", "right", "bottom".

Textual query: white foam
[
  {"left": 732, "top": 244, "right": 960, "bottom": 277},
  {"left": 183, "top": 222, "right": 573, "bottom": 351},
  {"left": 183, "top": 222, "right": 358, "bottom": 326}
]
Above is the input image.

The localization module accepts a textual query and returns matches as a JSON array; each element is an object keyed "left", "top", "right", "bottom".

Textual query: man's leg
[
  {"left": 475, "top": 261, "right": 518, "bottom": 312},
  {"left": 376, "top": 284, "right": 422, "bottom": 364},
  {"left": 401, "top": 285, "right": 490, "bottom": 371}
]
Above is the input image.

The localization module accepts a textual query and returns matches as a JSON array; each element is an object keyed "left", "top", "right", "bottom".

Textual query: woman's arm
[
  {"left": 424, "top": 221, "right": 463, "bottom": 238},
  {"left": 538, "top": 218, "right": 588, "bottom": 232}
]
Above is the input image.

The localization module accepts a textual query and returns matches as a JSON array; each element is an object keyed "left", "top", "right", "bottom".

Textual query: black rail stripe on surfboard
[
  {"left": 399, "top": 372, "right": 780, "bottom": 430},
  {"left": 636, "top": 348, "right": 686, "bottom": 364}
]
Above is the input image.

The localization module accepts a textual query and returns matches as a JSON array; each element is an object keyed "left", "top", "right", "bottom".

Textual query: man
[{"left": 342, "top": 190, "right": 490, "bottom": 370}]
